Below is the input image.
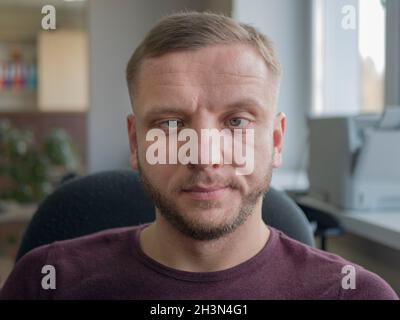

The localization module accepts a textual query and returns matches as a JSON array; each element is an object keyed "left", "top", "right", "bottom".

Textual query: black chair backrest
[{"left": 16, "top": 170, "right": 315, "bottom": 261}]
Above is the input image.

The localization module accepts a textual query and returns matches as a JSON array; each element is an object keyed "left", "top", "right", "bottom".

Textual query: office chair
[{"left": 16, "top": 169, "right": 315, "bottom": 261}]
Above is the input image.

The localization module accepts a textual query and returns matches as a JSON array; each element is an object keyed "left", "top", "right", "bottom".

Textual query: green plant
[{"left": 0, "top": 119, "right": 81, "bottom": 203}]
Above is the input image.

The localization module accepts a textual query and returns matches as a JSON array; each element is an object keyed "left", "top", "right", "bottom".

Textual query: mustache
[{"left": 179, "top": 173, "right": 241, "bottom": 191}]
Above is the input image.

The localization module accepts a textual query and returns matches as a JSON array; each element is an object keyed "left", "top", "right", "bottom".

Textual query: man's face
[{"left": 127, "top": 43, "right": 285, "bottom": 240}]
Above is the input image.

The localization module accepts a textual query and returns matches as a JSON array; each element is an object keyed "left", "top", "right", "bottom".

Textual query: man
[{"left": 0, "top": 11, "right": 398, "bottom": 300}]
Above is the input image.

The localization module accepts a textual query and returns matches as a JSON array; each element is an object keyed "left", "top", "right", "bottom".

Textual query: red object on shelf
[
  {"left": 12, "top": 63, "right": 23, "bottom": 90},
  {"left": 0, "top": 62, "right": 4, "bottom": 90}
]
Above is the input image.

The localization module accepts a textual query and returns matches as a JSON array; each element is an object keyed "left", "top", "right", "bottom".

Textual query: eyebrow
[
  {"left": 142, "top": 98, "right": 266, "bottom": 122},
  {"left": 142, "top": 106, "right": 190, "bottom": 123},
  {"left": 225, "top": 98, "right": 266, "bottom": 113}
]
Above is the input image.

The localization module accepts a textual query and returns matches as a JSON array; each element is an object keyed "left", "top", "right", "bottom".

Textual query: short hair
[{"left": 126, "top": 10, "right": 282, "bottom": 100}]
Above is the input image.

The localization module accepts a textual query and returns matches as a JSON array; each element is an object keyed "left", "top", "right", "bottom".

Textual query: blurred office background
[{"left": 0, "top": 0, "right": 399, "bottom": 294}]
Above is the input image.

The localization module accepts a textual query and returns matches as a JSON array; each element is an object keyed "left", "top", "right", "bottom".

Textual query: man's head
[{"left": 126, "top": 11, "right": 285, "bottom": 241}]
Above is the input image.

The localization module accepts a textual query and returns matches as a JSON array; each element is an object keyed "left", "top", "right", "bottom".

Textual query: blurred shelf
[
  {"left": 0, "top": 200, "right": 37, "bottom": 224},
  {"left": 270, "top": 169, "right": 309, "bottom": 192}
]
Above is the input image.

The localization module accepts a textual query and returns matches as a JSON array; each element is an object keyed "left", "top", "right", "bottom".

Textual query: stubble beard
[{"left": 137, "top": 158, "right": 272, "bottom": 241}]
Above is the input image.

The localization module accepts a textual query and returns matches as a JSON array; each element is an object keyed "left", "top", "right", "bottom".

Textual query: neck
[{"left": 139, "top": 202, "right": 270, "bottom": 272}]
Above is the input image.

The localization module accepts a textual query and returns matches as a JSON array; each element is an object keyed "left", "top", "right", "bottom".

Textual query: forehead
[{"left": 134, "top": 44, "right": 273, "bottom": 114}]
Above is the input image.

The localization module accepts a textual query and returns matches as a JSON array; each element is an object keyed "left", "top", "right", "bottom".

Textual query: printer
[{"left": 308, "top": 106, "right": 400, "bottom": 210}]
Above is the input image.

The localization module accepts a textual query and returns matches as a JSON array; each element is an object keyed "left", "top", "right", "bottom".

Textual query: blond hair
[{"left": 126, "top": 11, "right": 282, "bottom": 99}]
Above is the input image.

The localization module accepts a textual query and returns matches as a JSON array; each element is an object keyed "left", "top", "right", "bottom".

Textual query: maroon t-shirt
[{"left": 0, "top": 224, "right": 398, "bottom": 299}]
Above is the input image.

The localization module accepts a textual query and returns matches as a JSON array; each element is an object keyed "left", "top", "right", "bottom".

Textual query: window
[
  {"left": 312, "top": 0, "right": 387, "bottom": 115},
  {"left": 359, "top": 0, "right": 386, "bottom": 113}
]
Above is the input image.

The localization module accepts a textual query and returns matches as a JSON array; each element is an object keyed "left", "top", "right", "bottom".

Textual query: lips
[
  {"left": 183, "top": 185, "right": 227, "bottom": 192},
  {"left": 181, "top": 185, "right": 230, "bottom": 200}
]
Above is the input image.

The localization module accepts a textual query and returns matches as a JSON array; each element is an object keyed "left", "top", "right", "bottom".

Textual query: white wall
[
  {"left": 233, "top": 0, "right": 312, "bottom": 173},
  {"left": 385, "top": 0, "right": 400, "bottom": 106},
  {"left": 322, "top": 0, "right": 360, "bottom": 115},
  {"left": 87, "top": 0, "right": 205, "bottom": 173}
]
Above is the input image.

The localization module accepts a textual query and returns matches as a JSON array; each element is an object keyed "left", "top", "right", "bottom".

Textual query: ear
[
  {"left": 127, "top": 114, "right": 139, "bottom": 170},
  {"left": 272, "top": 112, "right": 286, "bottom": 168}
]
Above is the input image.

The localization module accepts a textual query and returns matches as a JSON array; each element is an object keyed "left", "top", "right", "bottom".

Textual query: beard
[{"left": 137, "top": 160, "right": 272, "bottom": 241}]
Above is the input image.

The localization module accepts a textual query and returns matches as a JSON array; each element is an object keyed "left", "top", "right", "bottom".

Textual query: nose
[
  {"left": 187, "top": 160, "right": 222, "bottom": 171},
  {"left": 186, "top": 125, "right": 227, "bottom": 171}
]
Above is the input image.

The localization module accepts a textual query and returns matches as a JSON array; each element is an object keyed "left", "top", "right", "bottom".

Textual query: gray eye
[
  {"left": 168, "top": 120, "right": 179, "bottom": 128},
  {"left": 229, "top": 118, "right": 249, "bottom": 127},
  {"left": 160, "top": 119, "right": 183, "bottom": 129}
]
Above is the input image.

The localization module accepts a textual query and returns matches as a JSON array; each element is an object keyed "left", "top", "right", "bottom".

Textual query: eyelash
[
  {"left": 156, "top": 116, "right": 252, "bottom": 131},
  {"left": 227, "top": 117, "right": 251, "bottom": 128},
  {"left": 157, "top": 119, "right": 184, "bottom": 130}
]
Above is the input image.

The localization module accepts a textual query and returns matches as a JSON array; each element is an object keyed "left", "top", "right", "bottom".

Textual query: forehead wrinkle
[
  {"left": 135, "top": 44, "right": 277, "bottom": 114},
  {"left": 139, "top": 78, "right": 271, "bottom": 113},
  {"left": 145, "top": 69, "right": 267, "bottom": 79},
  {"left": 141, "top": 45, "right": 269, "bottom": 82},
  {"left": 145, "top": 71, "right": 269, "bottom": 89},
  {"left": 149, "top": 81, "right": 267, "bottom": 88}
]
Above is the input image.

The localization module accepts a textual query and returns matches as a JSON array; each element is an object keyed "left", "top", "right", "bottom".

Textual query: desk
[
  {"left": 270, "top": 169, "right": 308, "bottom": 192},
  {"left": 296, "top": 196, "right": 400, "bottom": 251},
  {"left": 0, "top": 201, "right": 37, "bottom": 224}
]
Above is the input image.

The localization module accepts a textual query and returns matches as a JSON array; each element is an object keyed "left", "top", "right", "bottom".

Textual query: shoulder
[
  {"left": 48, "top": 225, "right": 140, "bottom": 257},
  {"left": 271, "top": 228, "right": 398, "bottom": 300},
  {"left": 338, "top": 266, "right": 399, "bottom": 300},
  {"left": 0, "top": 242, "right": 52, "bottom": 299},
  {"left": 33, "top": 225, "right": 143, "bottom": 274},
  {"left": 18, "top": 225, "right": 140, "bottom": 265},
  {"left": 0, "top": 225, "right": 143, "bottom": 299}
]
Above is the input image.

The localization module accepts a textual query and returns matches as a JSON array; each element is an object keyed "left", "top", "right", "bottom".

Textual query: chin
[{"left": 183, "top": 208, "right": 234, "bottom": 225}]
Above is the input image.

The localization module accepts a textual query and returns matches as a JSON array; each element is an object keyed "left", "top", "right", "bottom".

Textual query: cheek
[
  {"left": 254, "top": 129, "right": 274, "bottom": 162},
  {"left": 137, "top": 132, "right": 179, "bottom": 190},
  {"left": 141, "top": 160, "right": 179, "bottom": 192}
]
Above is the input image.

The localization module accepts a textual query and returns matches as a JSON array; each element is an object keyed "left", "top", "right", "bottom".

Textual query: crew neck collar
[{"left": 131, "top": 223, "right": 278, "bottom": 282}]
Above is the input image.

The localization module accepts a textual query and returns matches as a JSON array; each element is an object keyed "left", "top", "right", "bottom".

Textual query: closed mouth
[
  {"left": 181, "top": 185, "right": 231, "bottom": 200},
  {"left": 182, "top": 185, "right": 228, "bottom": 192}
]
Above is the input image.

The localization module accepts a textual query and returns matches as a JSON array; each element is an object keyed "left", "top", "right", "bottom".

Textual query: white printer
[{"left": 308, "top": 106, "right": 400, "bottom": 210}]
